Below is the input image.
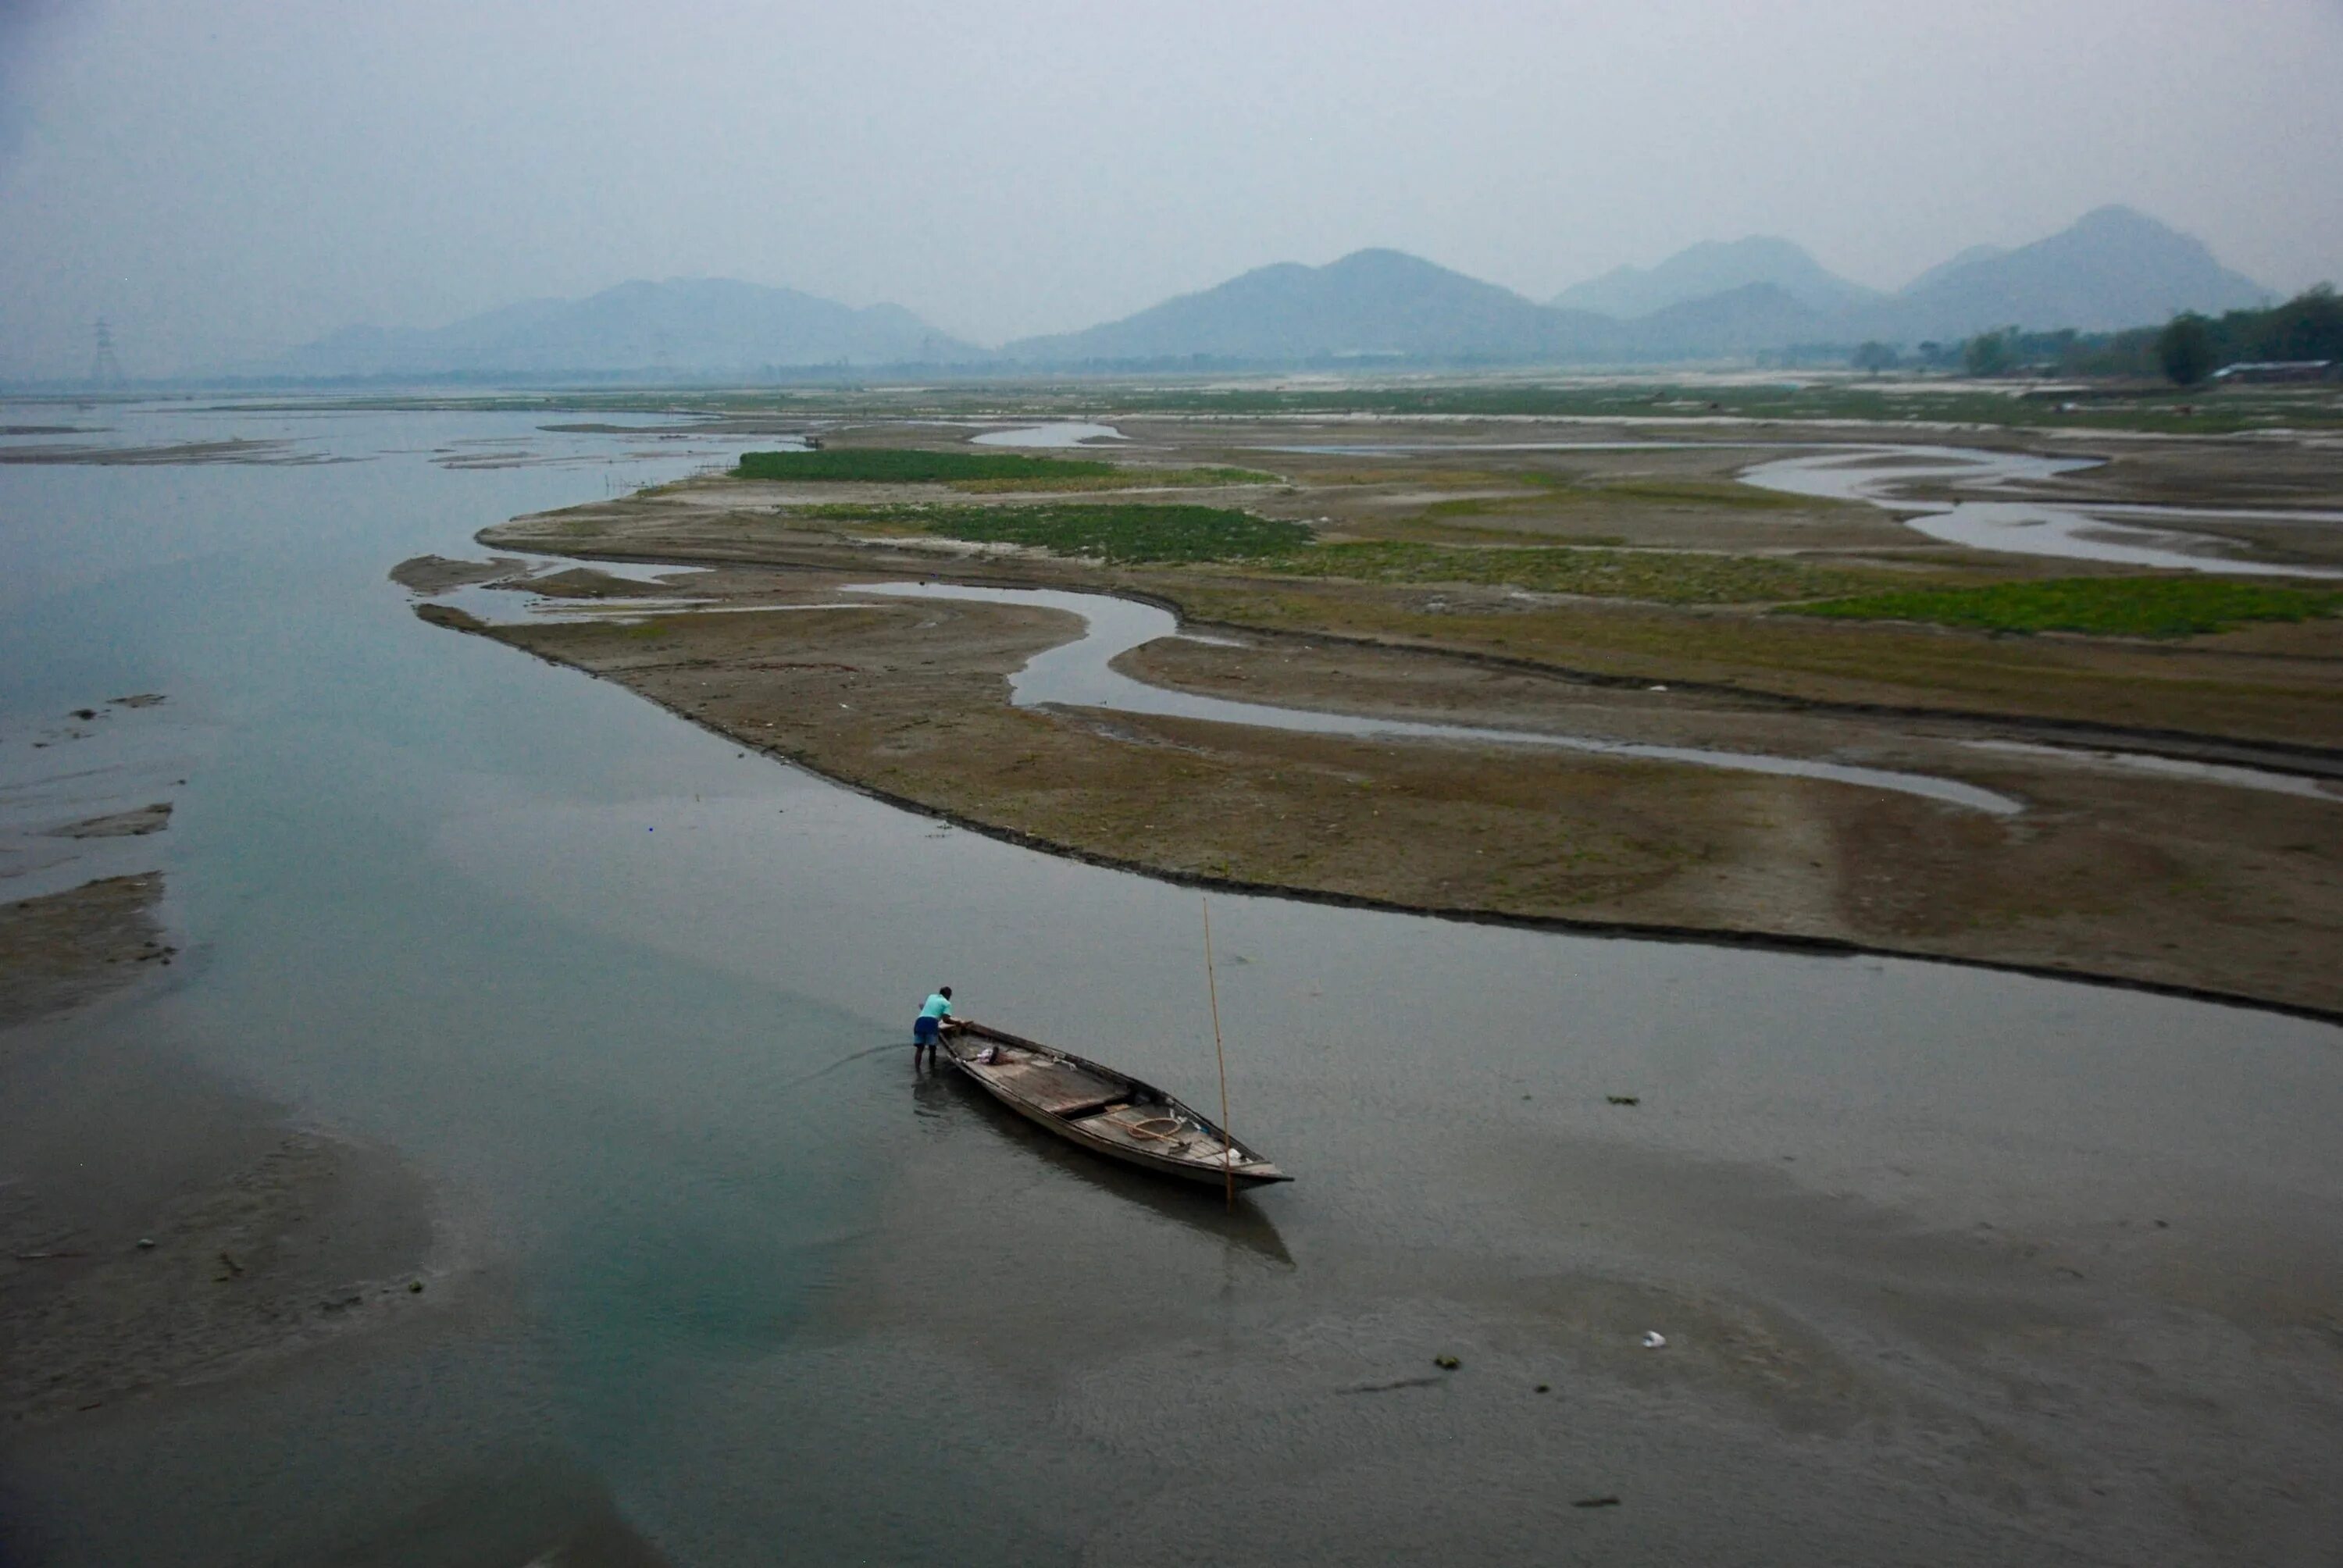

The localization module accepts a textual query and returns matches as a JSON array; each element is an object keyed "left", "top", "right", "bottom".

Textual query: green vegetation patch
[
  {"left": 802, "top": 502, "right": 1312, "bottom": 564},
  {"left": 1268, "top": 541, "right": 1899, "bottom": 604},
  {"left": 803, "top": 499, "right": 1904, "bottom": 597},
  {"left": 1780, "top": 576, "right": 2343, "bottom": 638},
  {"left": 1586, "top": 478, "right": 1807, "bottom": 510},
  {"left": 1422, "top": 476, "right": 1806, "bottom": 519}
]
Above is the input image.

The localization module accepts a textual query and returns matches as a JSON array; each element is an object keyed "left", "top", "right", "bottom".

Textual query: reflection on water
[{"left": 852, "top": 581, "right": 2024, "bottom": 814}]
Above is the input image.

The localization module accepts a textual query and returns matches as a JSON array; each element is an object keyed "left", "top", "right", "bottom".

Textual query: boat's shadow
[{"left": 913, "top": 1065, "right": 1296, "bottom": 1267}]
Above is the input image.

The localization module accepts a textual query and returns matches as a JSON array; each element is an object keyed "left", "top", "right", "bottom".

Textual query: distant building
[{"left": 2211, "top": 361, "right": 2338, "bottom": 384}]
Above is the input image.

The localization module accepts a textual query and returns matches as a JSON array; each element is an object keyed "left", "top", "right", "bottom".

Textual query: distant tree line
[
  {"left": 2146, "top": 287, "right": 2341, "bottom": 383},
  {"left": 1846, "top": 287, "right": 2341, "bottom": 384}
]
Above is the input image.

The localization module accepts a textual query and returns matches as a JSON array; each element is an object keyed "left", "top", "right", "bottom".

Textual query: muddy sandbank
[
  {"left": 387, "top": 554, "right": 533, "bottom": 594},
  {"left": 0, "top": 689, "right": 449, "bottom": 1437},
  {"left": 418, "top": 558, "right": 2343, "bottom": 1016},
  {"left": 1, "top": 855, "right": 447, "bottom": 1432},
  {"left": 0, "top": 439, "right": 338, "bottom": 467},
  {"left": 52, "top": 803, "right": 172, "bottom": 839},
  {"left": 0, "top": 873, "right": 174, "bottom": 1032},
  {"left": 0, "top": 1103, "right": 440, "bottom": 1430}
]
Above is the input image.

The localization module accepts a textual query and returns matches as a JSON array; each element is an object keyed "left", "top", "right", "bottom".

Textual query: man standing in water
[{"left": 913, "top": 985, "right": 954, "bottom": 1069}]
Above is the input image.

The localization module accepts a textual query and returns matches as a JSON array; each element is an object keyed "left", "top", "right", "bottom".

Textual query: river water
[
  {"left": 971, "top": 421, "right": 1129, "bottom": 448},
  {"left": 4, "top": 405, "right": 2341, "bottom": 1565}
]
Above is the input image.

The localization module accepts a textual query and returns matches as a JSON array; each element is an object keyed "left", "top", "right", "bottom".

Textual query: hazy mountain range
[
  {"left": 248, "top": 206, "right": 2277, "bottom": 380},
  {"left": 254, "top": 277, "right": 983, "bottom": 378}
]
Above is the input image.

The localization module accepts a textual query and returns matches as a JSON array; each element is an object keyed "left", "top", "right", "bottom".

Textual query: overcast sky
[{"left": 3, "top": 0, "right": 2339, "bottom": 376}]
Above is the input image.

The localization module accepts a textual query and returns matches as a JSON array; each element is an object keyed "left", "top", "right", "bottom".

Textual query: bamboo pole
[{"left": 1203, "top": 895, "right": 1234, "bottom": 1212}]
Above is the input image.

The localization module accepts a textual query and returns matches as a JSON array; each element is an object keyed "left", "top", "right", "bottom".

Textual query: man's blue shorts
[{"left": 913, "top": 1015, "right": 941, "bottom": 1043}]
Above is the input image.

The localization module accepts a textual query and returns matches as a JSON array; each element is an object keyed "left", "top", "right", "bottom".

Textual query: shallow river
[{"left": 3, "top": 406, "right": 2340, "bottom": 1566}]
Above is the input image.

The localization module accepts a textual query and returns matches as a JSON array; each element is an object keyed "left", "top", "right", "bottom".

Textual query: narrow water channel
[
  {"left": 853, "top": 581, "right": 2023, "bottom": 813},
  {"left": 1737, "top": 444, "right": 2343, "bottom": 576},
  {"left": 971, "top": 421, "right": 1129, "bottom": 447}
]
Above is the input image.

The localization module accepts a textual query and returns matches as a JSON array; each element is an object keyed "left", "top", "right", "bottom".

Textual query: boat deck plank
[{"left": 975, "top": 1058, "right": 1124, "bottom": 1117}]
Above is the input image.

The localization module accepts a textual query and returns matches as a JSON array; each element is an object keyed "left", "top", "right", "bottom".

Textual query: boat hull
[{"left": 941, "top": 1021, "right": 1291, "bottom": 1188}]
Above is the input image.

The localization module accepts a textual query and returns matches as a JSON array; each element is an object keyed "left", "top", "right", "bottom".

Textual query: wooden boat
[{"left": 941, "top": 1019, "right": 1292, "bottom": 1188}]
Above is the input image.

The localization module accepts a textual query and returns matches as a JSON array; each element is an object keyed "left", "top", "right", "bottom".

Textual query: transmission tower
[{"left": 88, "top": 319, "right": 127, "bottom": 387}]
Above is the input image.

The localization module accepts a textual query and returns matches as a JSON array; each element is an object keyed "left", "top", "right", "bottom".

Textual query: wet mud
[{"left": 0, "top": 872, "right": 173, "bottom": 1031}]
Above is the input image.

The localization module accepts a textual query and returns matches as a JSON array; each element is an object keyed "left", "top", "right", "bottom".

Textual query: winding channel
[
  {"left": 852, "top": 582, "right": 2024, "bottom": 814},
  {"left": 1735, "top": 444, "right": 2343, "bottom": 576}
]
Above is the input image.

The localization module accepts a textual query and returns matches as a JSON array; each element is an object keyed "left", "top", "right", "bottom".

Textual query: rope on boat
[{"left": 1122, "top": 1116, "right": 1187, "bottom": 1142}]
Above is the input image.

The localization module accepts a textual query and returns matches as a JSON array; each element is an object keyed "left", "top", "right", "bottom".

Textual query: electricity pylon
[{"left": 88, "top": 319, "right": 127, "bottom": 387}]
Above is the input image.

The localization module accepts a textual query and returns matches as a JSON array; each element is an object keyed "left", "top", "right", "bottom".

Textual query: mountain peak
[
  {"left": 1888, "top": 206, "right": 2269, "bottom": 333},
  {"left": 1004, "top": 248, "right": 1614, "bottom": 365},
  {"left": 1552, "top": 237, "right": 1877, "bottom": 319},
  {"left": 1321, "top": 248, "right": 1458, "bottom": 278},
  {"left": 2068, "top": 203, "right": 2169, "bottom": 237}
]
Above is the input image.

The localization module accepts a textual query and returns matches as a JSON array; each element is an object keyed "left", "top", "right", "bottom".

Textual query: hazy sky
[{"left": 4, "top": 0, "right": 2339, "bottom": 376}]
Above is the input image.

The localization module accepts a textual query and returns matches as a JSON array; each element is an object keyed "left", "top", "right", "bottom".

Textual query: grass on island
[
  {"left": 772, "top": 485, "right": 2342, "bottom": 622},
  {"left": 1779, "top": 576, "right": 2343, "bottom": 638},
  {"left": 801, "top": 501, "right": 1313, "bottom": 564},
  {"left": 1421, "top": 476, "right": 1809, "bottom": 519},
  {"left": 734, "top": 447, "right": 1275, "bottom": 493},
  {"left": 1268, "top": 540, "right": 1903, "bottom": 604},
  {"left": 1578, "top": 477, "right": 1810, "bottom": 510}
]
